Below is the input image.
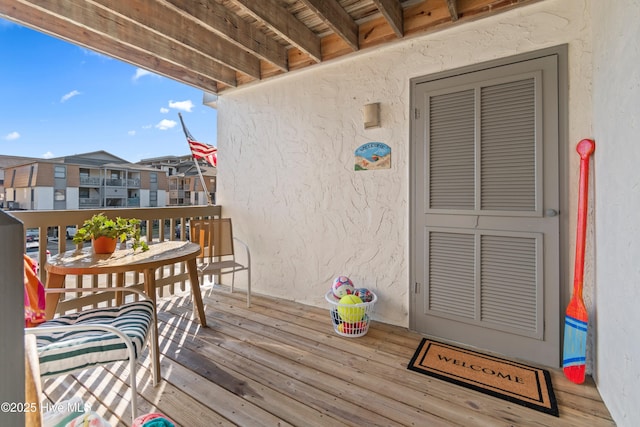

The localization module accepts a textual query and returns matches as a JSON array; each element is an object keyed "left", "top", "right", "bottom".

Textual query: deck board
[{"left": 41, "top": 286, "right": 616, "bottom": 426}]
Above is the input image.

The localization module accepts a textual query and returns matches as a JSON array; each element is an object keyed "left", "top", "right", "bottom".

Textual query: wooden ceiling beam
[
  {"left": 230, "top": 0, "right": 323, "bottom": 63},
  {"left": 91, "top": 0, "right": 259, "bottom": 79},
  {"left": 0, "top": 0, "right": 226, "bottom": 92},
  {"left": 2, "top": 0, "right": 546, "bottom": 94},
  {"left": 371, "top": 0, "right": 404, "bottom": 38},
  {"left": 299, "top": 0, "right": 359, "bottom": 51},
  {"left": 446, "top": 0, "right": 459, "bottom": 21},
  {"left": 163, "top": 0, "right": 288, "bottom": 72}
]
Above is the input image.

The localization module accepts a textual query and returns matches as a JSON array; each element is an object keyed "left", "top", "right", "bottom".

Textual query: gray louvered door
[{"left": 411, "top": 54, "right": 560, "bottom": 367}]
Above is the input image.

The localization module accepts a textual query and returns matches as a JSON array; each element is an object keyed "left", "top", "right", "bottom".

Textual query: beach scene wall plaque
[{"left": 354, "top": 142, "right": 391, "bottom": 171}]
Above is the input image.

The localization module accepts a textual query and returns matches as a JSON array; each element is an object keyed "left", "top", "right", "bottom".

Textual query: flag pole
[
  {"left": 179, "top": 113, "right": 213, "bottom": 206},
  {"left": 193, "top": 154, "right": 213, "bottom": 206}
]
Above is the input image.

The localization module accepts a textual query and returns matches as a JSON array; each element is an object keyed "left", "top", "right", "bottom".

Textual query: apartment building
[
  {"left": 0, "top": 155, "right": 39, "bottom": 209},
  {"left": 137, "top": 154, "right": 216, "bottom": 206},
  {"left": 2, "top": 151, "right": 168, "bottom": 210}
]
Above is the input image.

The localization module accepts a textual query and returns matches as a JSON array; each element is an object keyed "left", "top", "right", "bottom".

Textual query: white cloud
[
  {"left": 42, "top": 151, "right": 54, "bottom": 159},
  {"left": 80, "top": 47, "right": 110, "bottom": 59},
  {"left": 168, "top": 100, "right": 194, "bottom": 112},
  {"left": 128, "top": 130, "right": 136, "bottom": 136},
  {"left": 133, "top": 68, "right": 157, "bottom": 81},
  {"left": 142, "top": 124, "right": 152, "bottom": 130},
  {"left": 160, "top": 107, "right": 169, "bottom": 114},
  {"left": 4, "top": 131, "right": 20, "bottom": 140},
  {"left": 155, "top": 119, "right": 177, "bottom": 130},
  {"left": 61, "top": 90, "right": 81, "bottom": 103}
]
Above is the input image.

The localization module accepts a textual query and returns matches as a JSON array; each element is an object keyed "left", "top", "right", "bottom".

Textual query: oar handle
[
  {"left": 573, "top": 139, "right": 595, "bottom": 296},
  {"left": 577, "top": 139, "right": 595, "bottom": 159}
]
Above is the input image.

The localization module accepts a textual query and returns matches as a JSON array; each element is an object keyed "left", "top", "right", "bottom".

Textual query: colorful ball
[
  {"left": 331, "top": 276, "right": 355, "bottom": 299},
  {"left": 338, "top": 321, "right": 368, "bottom": 335},
  {"left": 337, "top": 294, "right": 364, "bottom": 323},
  {"left": 354, "top": 288, "right": 373, "bottom": 303}
]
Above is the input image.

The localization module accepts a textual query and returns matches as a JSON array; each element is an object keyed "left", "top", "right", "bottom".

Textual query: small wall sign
[{"left": 354, "top": 142, "right": 391, "bottom": 171}]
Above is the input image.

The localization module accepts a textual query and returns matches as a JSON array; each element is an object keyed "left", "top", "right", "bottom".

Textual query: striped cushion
[{"left": 34, "top": 300, "right": 154, "bottom": 377}]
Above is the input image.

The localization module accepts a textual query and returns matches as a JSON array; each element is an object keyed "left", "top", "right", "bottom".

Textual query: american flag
[
  {"left": 179, "top": 113, "right": 217, "bottom": 167},
  {"left": 188, "top": 140, "right": 217, "bottom": 167}
]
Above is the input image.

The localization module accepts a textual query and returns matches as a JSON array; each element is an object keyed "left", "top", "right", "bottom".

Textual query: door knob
[{"left": 545, "top": 209, "right": 559, "bottom": 217}]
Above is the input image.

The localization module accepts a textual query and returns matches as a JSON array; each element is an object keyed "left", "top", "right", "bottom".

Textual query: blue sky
[{"left": 0, "top": 18, "right": 217, "bottom": 163}]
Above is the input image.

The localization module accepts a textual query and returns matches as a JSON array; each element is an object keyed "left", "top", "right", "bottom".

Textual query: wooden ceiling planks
[{"left": 0, "top": 0, "right": 542, "bottom": 93}]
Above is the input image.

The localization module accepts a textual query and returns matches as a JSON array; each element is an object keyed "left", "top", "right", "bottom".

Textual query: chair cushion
[{"left": 34, "top": 299, "right": 154, "bottom": 377}]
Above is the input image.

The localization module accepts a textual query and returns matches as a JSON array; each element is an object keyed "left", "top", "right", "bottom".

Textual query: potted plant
[{"left": 72, "top": 213, "right": 149, "bottom": 253}]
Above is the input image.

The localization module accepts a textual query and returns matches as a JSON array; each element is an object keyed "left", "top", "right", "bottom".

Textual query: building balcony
[
  {"left": 8, "top": 206, "right": 615, "bottom": 426},
  {"left": 79, "top": 177, "right": 101, "bottom": 186},
  {"left": 127, "top": 178, "right": 141, "bottom": 188},
  {"left": 169, "top": 189, "right": 189, "bottom": 198},
  {"left": 78, "top": 197, "right": 101, "bottom": 208},
  {"left": 105, "top": 178, "right": 124, "bottom": 186}
]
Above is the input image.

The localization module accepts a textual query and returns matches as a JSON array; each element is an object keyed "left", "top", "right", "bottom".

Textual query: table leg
[
  {"left": 45, "top": 272, "right": 66, "bottom": 320},
  {"left": 143, "top": 269, "right": 161, "bottom": 382},
  {"left": 186, "top": 258, "right": 207, "bottom": 327}
]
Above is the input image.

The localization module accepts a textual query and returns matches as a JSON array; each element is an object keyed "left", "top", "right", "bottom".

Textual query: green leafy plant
[{"left": 72, "top": 213, "right": 149, "bottom": 252}]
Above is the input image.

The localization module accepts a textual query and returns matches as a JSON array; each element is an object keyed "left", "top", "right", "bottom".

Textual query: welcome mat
[{"left": 408, "top": 339, "right": 559, "bottom": 416}]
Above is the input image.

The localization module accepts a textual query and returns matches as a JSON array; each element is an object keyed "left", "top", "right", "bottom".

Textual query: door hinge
[
  {"left": 414, "top": 282, "right": 420, "bottom": 293},
  {"left": 414, "top": 108, "right": 420, "bottom": 119}
]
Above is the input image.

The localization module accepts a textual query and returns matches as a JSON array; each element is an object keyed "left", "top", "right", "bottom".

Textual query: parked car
[
  {"left": 25, "top": 228, "right": 39, "bottom": 242},
  {"left": 66, "top": 226, "right": 78, "bottom": 239}
]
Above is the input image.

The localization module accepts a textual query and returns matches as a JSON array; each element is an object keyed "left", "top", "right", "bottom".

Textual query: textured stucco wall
[
  {"left": 592, "top": 0, "right": 640, "bottom": 424},
  {"left": 217, "top": 0, "right": 592, "bottom": 329}
]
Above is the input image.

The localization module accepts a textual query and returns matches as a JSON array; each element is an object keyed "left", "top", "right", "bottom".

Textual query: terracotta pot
[{"left": 92, "top": 236, "right": 118, "bottom": 254}]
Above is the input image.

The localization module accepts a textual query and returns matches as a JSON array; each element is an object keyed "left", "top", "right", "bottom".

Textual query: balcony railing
[
  {"left": 105, "top": 178, "right": 123, "bottom": 186},
  {"left": 169, "top": 190, "right": 189, "bottom": 198},
  {"left": 79, "top": 177, "right": 101, "bottom": 186},
  {"left": 10, "top": 205, "right": 221, "bottom": 315},
  {"left": 78, "top": 197, "right": 101, "bottom": 207}
]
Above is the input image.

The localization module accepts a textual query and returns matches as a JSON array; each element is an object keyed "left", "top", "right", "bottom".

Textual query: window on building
[
  {"left": 54, "top": 166, "right": 66, "bottom": 179},
  {"left": 54, "top": 189, "right": 66, "bottom": 201},
  {"left": 150, "top": 173, "right": 157, "bottom": 183}
]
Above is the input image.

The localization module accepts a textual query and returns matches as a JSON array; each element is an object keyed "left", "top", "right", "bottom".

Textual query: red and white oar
[{"left": 562, "top": 138, "right": 595, "bottom": 384}]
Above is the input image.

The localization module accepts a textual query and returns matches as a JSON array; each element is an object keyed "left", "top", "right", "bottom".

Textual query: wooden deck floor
[{"left": 41, "top": 287, "right": 615, "bottom": 426}]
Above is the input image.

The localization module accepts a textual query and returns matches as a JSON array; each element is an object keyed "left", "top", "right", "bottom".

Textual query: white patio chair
[
  {"left": 25, "top": 286, "right": 158, "bottom": 422},
  {"left": 189, "top": 218, "right": 252, "bottom": 307}
]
